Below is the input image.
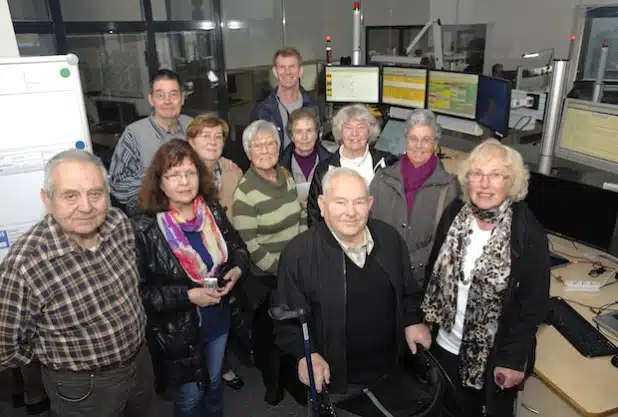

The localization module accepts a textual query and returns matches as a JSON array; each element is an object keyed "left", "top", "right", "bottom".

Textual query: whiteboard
[{"left": 0, "top": 54, "right": 92, "bottom": 261}]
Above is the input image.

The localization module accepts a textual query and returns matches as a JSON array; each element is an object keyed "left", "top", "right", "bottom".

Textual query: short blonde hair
[
  {"left": 457, "top": 139, "right": 529, "bottom": 204},
  {"left": 331, "top": 104, "right": 380, "bottom": 144}
]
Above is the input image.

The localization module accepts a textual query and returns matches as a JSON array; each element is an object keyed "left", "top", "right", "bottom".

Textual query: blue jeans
[{"left": 174, "top": 332, "right": 229, "bottom": 417}]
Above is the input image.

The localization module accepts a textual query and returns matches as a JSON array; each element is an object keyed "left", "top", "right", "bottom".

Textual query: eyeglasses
[
  {"left": 251, "top": 141, "right": 278, "bottom": 152},
  {"left": 407, "top": 135, "right": 435, "bottom": 146},
  {"left": 467, "top": 170, "right": 509, "bottom": 184},
  {"left": 163, "top": 170, "right": 199, "bottom": 182},
  {"left": 152, "top": 90, "right": 182, "bottom": 101}
]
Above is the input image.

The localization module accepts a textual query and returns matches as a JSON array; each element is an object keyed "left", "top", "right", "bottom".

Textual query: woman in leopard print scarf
[{"left": 406, "top": 139, "right": 550, "bottom": 417}]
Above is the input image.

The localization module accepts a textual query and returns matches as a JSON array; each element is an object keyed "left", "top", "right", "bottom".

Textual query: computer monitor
[
  {"left": 525, "top": 172, "right": 618, "bottom": 255},
  {"left": 374, "top": 118, "right": 406, "bottom": 156},
  {"left": 476, "top": 75, "right": 511, "bottom": 137},
  {"left": 380, "top": 66, "right": 427, "bottom": 109},
  {"left": 427, "top": 70, "right": 478, "bottom": 120},
  {"left": 325, "top": 66, "right": 380, "bottom": 104},
  {"left": 555, "top": 99, "right": 618, "bottom": 175}
]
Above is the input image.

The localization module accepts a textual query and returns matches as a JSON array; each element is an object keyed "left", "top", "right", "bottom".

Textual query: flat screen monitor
[
  {"left": 325, "top": 66, "right": 380, "bottom": 104},
  {"left": 555, "top": 99, "right": 618, "bottom": 175},
  {"left": 427, "top": 70, "right": 478, "bottom": 120},
  {"left": 374, "top": 118, "right": 406, "bottom": 156},
  {"left": 476, "top": 75, "right": 511, "bottom": 137},
  {"left": 525, "top": 172, "right": 618, "bottom": 255},
  {"left": 380, "top": 66, "right": 427, "bottom": 109}
]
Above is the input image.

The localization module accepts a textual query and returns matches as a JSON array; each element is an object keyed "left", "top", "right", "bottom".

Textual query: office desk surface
[
  {"left": 535, "top": 236, "right": 618, "bottom": 417},
  {"left": 439, "top": 146, "right": 468, "bottom": 174}
]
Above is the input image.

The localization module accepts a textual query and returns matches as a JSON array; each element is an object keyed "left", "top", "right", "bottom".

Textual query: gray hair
[
  {"left": 242, "top": 120, "right": 281, "bottom": 155},
  {"left": 404, "top": 108, "right": 442, "bottom": 139},
  {"left": 321, "top": 167, "right": 370, "bottom": 198},
  {"left": 331, "top": 104, "right": 380, "bottom": 144},
  {"left": 43, "top": 149, "right": 110, "bottom": 199}
]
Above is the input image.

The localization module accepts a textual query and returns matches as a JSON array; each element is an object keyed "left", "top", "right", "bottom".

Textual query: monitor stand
[{"left": 437, "top": 115, "right": 483, "bottom": 136}]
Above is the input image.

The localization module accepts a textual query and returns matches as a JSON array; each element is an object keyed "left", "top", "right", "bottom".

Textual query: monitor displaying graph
[
  {"left": 325, "top": 66, "right": 380, "bottom": 104},
  {"left": 381, "top": 67, "right": 427, "bottom": 109},
  {"left": 427, "top": 70, "right": 479, "bottom": 119},
  {"left": 556, "top": 99, "right": 618, "bottom": 175}
]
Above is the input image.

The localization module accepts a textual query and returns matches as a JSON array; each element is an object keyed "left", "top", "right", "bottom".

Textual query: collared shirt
[
  {"left": 0, "top": 208, "right": 146, "bottom": 371},
  {"left": 109, "top": 114, "right": 192, "bottom": 208},
  {"left": 330, "top": 226, "right": 375, "bottom": 268}
]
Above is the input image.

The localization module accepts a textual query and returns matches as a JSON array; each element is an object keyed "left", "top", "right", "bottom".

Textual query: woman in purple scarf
[{"left": 370, "top": 109, "right": 458, "bottom": 287}]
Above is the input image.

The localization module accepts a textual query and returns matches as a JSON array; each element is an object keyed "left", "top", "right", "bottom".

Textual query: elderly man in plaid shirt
[{"left": 0, "top": 149, "right": 154, "bottom": 417}]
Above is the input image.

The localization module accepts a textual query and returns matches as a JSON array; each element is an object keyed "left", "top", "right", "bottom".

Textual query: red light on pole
[{"left": 354, "top": 2, "right": 360, "bottom": 10}]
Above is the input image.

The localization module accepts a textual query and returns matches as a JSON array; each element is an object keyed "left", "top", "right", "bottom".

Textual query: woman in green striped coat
[{"left": 232, "top": 120, "right": 307, "bottom": 405}]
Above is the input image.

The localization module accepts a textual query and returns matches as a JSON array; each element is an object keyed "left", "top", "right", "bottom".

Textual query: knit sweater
[{"left": 232, "top": 165, "right": 307, "bottom": 275}]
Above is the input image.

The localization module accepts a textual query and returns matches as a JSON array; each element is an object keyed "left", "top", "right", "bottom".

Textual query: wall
[
  {"left": 0, "top": 0, "right": 18, "bottom": 57},
  {"left": 430, "top": 0, "right": 618, "bottom": 72},
  {"left": 363, "top": 0, "right": 430, "bottom": 26}
]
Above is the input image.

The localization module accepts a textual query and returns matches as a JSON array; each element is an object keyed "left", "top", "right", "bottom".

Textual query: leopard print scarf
[{"left": 422, "top": 201, "right": 512, "bottom": 389}]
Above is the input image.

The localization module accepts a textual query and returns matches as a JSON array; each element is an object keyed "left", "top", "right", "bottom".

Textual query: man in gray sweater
[{"left": 109, "top": 69, "right": 192, "bottom": 213}]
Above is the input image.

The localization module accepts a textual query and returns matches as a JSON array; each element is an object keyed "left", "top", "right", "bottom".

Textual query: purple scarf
[{"left": 401, "top": 154, "right": 438, "bottom": 212}]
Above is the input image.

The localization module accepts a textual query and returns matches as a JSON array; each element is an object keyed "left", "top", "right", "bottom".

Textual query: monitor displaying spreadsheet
[
  {"left": 427, "top": 70, "right": 478, "bottom": 119},
  {"left": 380, "top": 66, "right": 427, "bottom": 109}
]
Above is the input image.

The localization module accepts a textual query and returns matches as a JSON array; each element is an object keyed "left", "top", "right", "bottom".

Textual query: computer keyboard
[{"left": 547, "top": 297, "right": 618, "bottom": 357}]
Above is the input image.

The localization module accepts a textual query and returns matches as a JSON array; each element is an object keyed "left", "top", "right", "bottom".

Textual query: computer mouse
[{"left": 611, "top": 355, "right": 618, "bottom": 368}]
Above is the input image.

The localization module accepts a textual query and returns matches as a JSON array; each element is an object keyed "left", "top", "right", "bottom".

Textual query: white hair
[
  {"left": 404, "top": 108, "right": 442, "bottom": 139},
  {"left": 242, "top": 120, "right": 281, "bottom": 155},
  {"left": 321, "top": 167, "right": 370, "bottom": 198},
  {"left": 43, "top": 149, "right": 109, "bottom": 199},
  {"left": 331, "top": 104, "right": 380, "bottom": 144}
]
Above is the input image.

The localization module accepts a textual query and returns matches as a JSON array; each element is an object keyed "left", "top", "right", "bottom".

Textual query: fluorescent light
[
  {"left": 226, "top": 20, "right": 246, "bottom": 30},
  {"left": 523, "top": 53, "right": 540, "bottom": 59}
]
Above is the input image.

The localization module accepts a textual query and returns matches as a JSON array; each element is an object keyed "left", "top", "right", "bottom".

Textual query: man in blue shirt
[{"left": 251, "top": 47, "right": 321, "bottom": 158}]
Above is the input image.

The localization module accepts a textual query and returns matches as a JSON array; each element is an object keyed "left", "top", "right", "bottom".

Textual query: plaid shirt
[{"left": 0, "top": 208, "right": 146, "bottom": 371}]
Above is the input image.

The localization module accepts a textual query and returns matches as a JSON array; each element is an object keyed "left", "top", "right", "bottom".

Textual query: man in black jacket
[{"left": 273, "top": 167, "right": 425, "bottom": 401}]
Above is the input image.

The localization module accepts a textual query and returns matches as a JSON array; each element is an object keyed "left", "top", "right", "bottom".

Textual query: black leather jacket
[{"left": 132, "top": 202, "right": 249, "bottom": 390}]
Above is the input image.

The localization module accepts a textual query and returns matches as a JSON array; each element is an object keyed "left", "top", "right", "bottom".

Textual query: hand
[
  {"left": 217, "top": 266, "right": 242, "bottom": 296},
  {"left": 219, "top": 157, "right": 239, "bottom": 172},
  {"left": 493, "top": 366, "right": 525, "bottom": 390},
  {"left": 188, "top": 287, "right": 222, "bottom": 307},
  {"left": 300, "top": 198, "right": 307, "bottom": 209},
  {"left": 298, "top": 353, "right": 330, "bottom": 393},
  {"left": 405, "top": 323, "right": 432, "bottom": 354}
]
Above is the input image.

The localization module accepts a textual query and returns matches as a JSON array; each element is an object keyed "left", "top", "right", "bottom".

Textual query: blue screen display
[{"left": 476, "top": 76, "right": 510, "bottom": 137}]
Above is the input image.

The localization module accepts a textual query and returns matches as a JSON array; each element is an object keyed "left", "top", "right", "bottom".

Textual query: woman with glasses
[
  {"left": 405, "top": 139, "right": 550, "bottom": 417},
  {"left": 232, "top": 120, "right": 307, "bottom": 405},
  {"left": 133, "top": 139, "right": 249, "bottom": 417},
  {"left": 370, "top": 109, "right": 458, "bottom": 288}
]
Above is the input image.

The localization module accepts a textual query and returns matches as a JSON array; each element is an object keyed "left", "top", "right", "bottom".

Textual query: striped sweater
[{"left": 232, "top": 165, "right": 307, "bottom": 276}]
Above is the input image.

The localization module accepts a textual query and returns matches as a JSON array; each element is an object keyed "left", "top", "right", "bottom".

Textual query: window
[
  {"left": 151, "top": 0, "right": 213, "bottom": 21},
  {"left": 59, "top": 0, "right": 142, "bottom": 21},
  {"left": 155, "top": 31, "right": 220, "bottom": 115},
  {"left": 579, "top": 7, "right": 618, "bottom": 81},
  {"left": 7, "top": 0, "right": 49, "bottom": 21},
  {"left": 16, "top": 34, "right": 55, "bottom": 56},
  {"left": 67, "top": 33, "right": 151, "bottom": 116}
]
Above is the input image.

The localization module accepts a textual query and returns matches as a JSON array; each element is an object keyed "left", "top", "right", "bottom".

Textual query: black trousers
[
  {"left": 432, "top": 344, "right": 486, "bottom": 417},
  {"left": 41, "top": 344, "right": 155, "bottom": 417},
  {"left": 253, "top": 295, "right": 284, "bottom": 396}
]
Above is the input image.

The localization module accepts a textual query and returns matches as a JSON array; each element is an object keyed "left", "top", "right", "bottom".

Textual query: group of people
[{"left": 0, "top": 46, "right": 550, "bottom": 417}]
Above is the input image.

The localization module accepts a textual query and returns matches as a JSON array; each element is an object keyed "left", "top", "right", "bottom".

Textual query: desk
[
  {"left": 518, "top": 235, "right": 618, "bottom": 417},
  {"left": 439, "top": 146, "right": 468, "bottom": 175}
]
